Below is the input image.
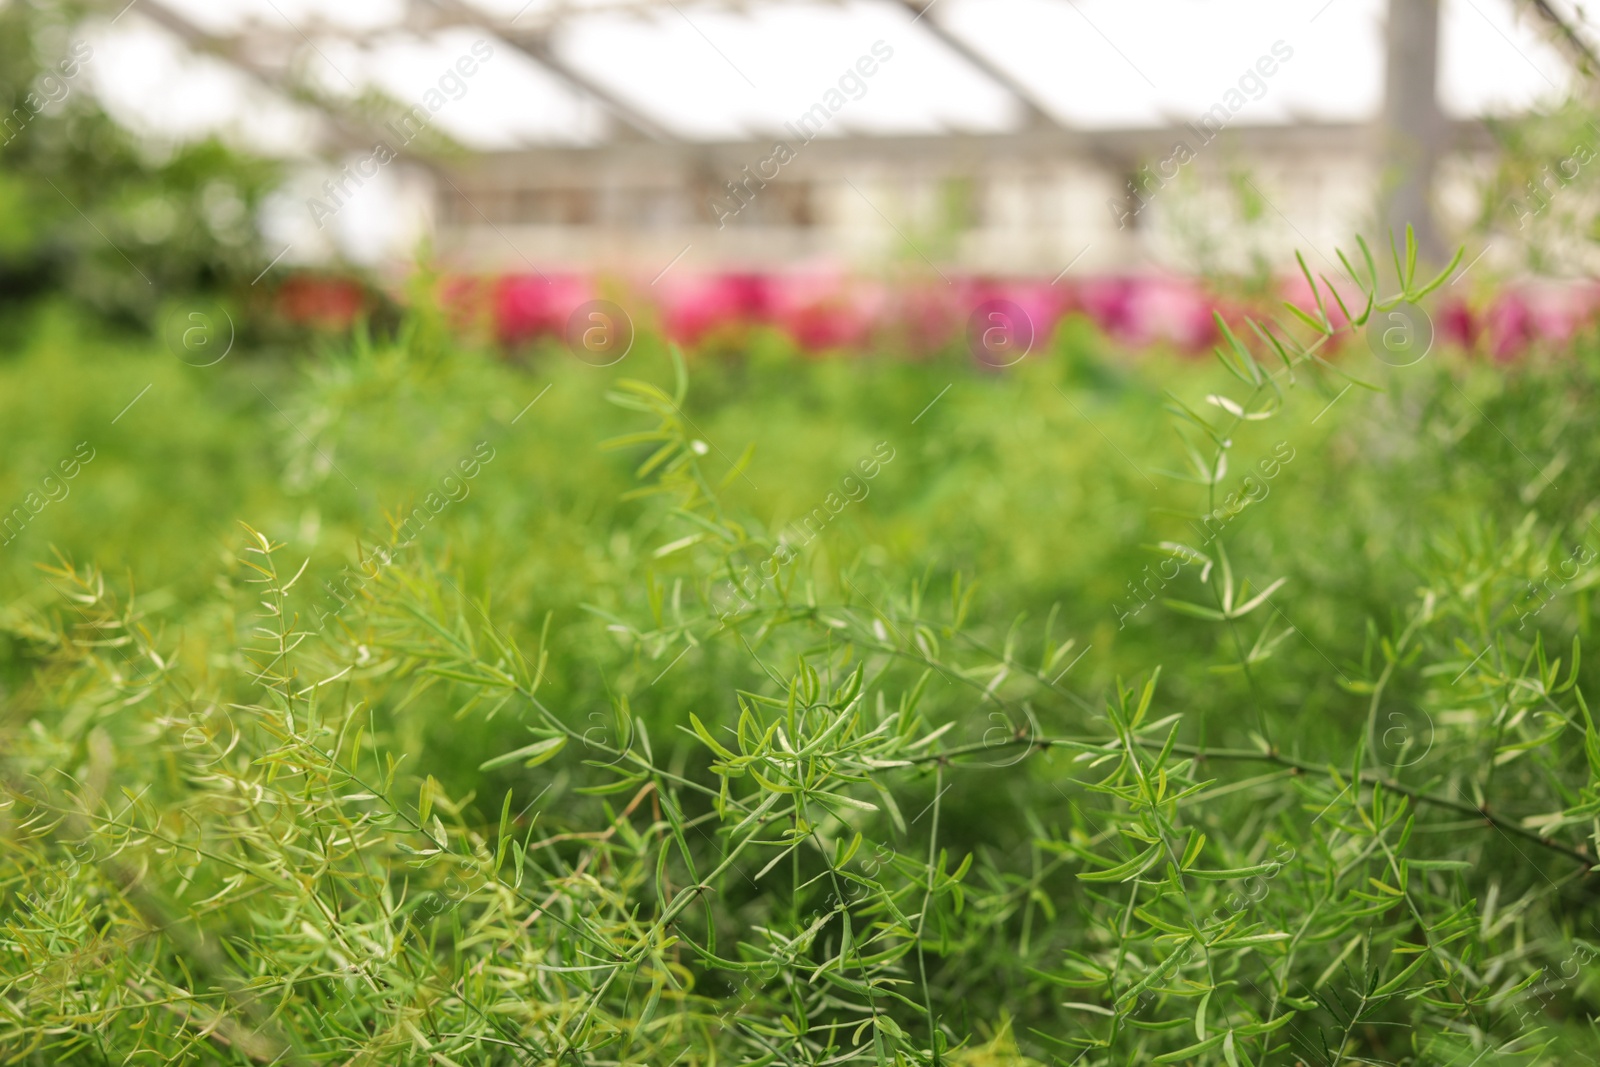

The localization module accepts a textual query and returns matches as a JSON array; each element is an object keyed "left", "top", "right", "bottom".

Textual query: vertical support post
[{"left": 1380, "top": 0, "right": 1445, "bottom": 265}]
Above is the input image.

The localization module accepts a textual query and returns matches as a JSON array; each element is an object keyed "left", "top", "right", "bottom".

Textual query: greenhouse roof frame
[{"left": 106, "top": 0, "right": 1596, "bottom": 153}]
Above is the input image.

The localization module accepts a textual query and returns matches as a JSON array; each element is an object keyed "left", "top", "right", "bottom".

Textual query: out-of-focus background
[
  {"left": 69, "top": 0, "right": 1592, "bottom": 274},
  {"left": 5, "top": 0, "right": 1599, "bottom": 362}
]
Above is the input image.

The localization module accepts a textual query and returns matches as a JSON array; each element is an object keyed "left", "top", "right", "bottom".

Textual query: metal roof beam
[
  {"left": 133, "top": 0, "right": 386, "bottom": 156},
  {"left": 1518, "top": 0, "right": 1600, "bottom": 76},
  {"left": 418, "top": 0, "right": 679, "bottom": 142},
  {"left": 443, "top": 0, "right": 1067, "bottom": 135},
  {"left": 892, "top": 0, "right": 1063, "bottom": 129}
]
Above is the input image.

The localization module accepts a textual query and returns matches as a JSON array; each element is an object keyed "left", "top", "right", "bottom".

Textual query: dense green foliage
[
  {"left": 0, "top": 0, "right": 283, "bottom": 341},
  {"left": 4, "top": 241, "right": 1600, "bottom": 1066}
]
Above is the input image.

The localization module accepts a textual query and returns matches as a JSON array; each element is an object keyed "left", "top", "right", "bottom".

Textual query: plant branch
[{"left": 917, "top": 735, "right": 1597, "bottom": 870}]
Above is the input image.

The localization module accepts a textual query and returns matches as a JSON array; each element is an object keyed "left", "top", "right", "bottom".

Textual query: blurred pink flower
[
  {"left": 878, "top": 280, "right": 964, "bottom": 356},
  {"left": 955, "top": 277, "right": 1070, "bottom": 361},
  {"left": 1129, "top": 276, "right": 1216, "bottom": 352},
  {"left": 278, "top": 274, "right": 367, "bottom": 330},
  {"left": 768, "top": 273, "right": 886, "bottom": 352},
  {"left": 1480, "top": 284, "right": 1600, "bottom": 361},
  {"left": 494, "top": 274, "right": 593, "bottom": 346},
  {"left": 1436, "top": 299, "right": 1478, "bottom": 351},
  {"left": 456, "top": 268, "right": 1600, "bottom": 364},
  {"left": 658, "top": 273, "right": 772, "bottom": 345},
  {"left": 1076, "top": 276, "right": 1137, "bottom": 341},
  {"left": 1485, "top": 293, "right": 1535, "bottom": 362},
  {"left": 1528, "top": 283, "right": 1599, "bottom": 342},
  {"left": 1077, "top": 276, "right": 1214, "bottom": 352}
]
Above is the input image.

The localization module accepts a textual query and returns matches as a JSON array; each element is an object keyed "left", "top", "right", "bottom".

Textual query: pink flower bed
[
  {"left": 1078, "top": 276, "right": 1219, "bottom": 351},
  {"left": 1276, "top": 273, "right": 1600, "bottom": 362},
  {"left": 425, "top": 271, "right": 1600, "bottom": 362},
  {"left": 1460, "top": 283, "right": 1600, "bottom": 361}
]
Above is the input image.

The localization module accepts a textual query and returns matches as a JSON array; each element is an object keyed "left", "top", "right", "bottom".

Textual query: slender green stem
[
  {"left": 913, "top": 764, "right": 943, "bottom": 1066},
  {"left": 911, "top": 736, "right": 1596, "bottom": 869}
]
